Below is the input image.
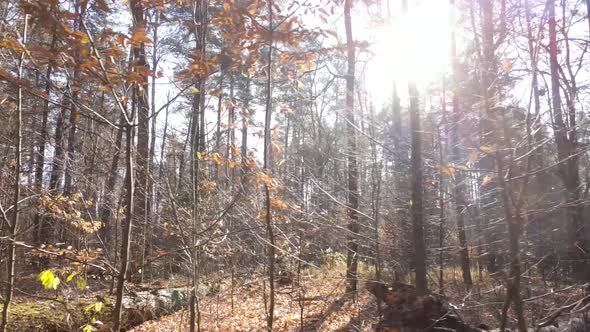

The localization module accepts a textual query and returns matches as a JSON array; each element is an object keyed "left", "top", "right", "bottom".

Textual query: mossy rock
[
  {"left": 0, "top": 296, "right": 117, "bottom": 332},
  {"left": 1, "top": 287, "right": 189, "bottom": 331}
]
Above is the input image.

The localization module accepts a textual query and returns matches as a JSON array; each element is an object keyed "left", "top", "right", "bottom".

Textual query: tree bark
[
  {"left": 263, "top": 1, "right": 276, "bottom": 329},
  {"left": 0, "top": 12, "right": 27, "bottom": 332},
  {"left": 112, "top": 122, "right": 135, "bottom": 332},
  {"left": 479, "top": 0, "right": 501, "bottom": 274},
  {"left": 241, "top": 76, "right": 251, "bottom": 176},
  {"left": 63, "top": 1, "right": 87, "bottom": 196},
  {"left": 344, "top": 0, "right": 359, "bottom": 295},
  {"left": 189, "top": 1, "right": 207, "bottom": 331},
  {"left": 450, "top": 0, "right": 472, "bottom": 287},
  {"left": 128, "top": 0, "right": 151, "bottom": 282},
  {"left": 49, "top": 101, "right": 68, "bottom": 193},
  {"left": 100, "top": 113, "right": 125, "bottom": 245},
  {"left": 496, "top": 150, "right": 527, "bottom": 332},
  {"left": 409, "top": 81, "right": 427, "bottom": 295},
  {"left": 548, "top": 0, "right": 586, "bottom": 280},
  {"left": 33, "top": 30, "right": 57, "bottom": 244}
]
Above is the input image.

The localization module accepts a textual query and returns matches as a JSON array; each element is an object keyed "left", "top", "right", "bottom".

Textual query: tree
[
  {"left": 548, "top": 0, "right": 586, "bottom": 280},
  {"left": 343, "top": 0, "right": 360, "bottom": 294},
  {"left": 0, "top": 9, "right": 27, "bottom": 332},
  {"left": 404, "top": 0, "right": 427, "bottom": 295},
  {"left": 450, "top": 0, "right": 472, "bottom": 287},
  {"left": 263, "top": 0, "right": 276, "bottom": 325}
]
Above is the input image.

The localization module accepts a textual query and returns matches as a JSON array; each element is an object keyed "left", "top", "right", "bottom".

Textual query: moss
[
  {"left": 0, "top": 298, "right": 114, "bottom": 332},
  {"left": 0, "top": 301, "right": 78, "bottom": 331},
  {"left": 0, "top": 290, "right": 187, "bottom": 331}
]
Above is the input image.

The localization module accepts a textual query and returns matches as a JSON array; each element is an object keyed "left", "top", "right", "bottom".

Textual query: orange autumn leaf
[
  {"left": 440, "top": 164, "right": 455, "bottom": 176},
  {"left": 131, "top": 29, "right": 153, "bottom": 44},
  {"left": 270, "top": 142, "right": 282, "bottom": 156}
]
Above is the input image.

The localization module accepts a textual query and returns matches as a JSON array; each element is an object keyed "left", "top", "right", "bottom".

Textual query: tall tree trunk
[
  {"left": 112, "top": 122, "right": 135, "bottom": 332},
  {"left": 263, "top": 1, "right": 276, "bottom": 329},
  {"left": 496, "top": 150, "right": 527, "bottom": 332},
  {"left": 145, "top": 8, "right": 160, "bottom": 281},
  {"left": 49, "top": 100, "right": 68, "bottom": 193},
  {"left": 63, "top": 1, "right": 87, "bottom": 196},
  {"left": 215, "top": 72, "right": 224, "bottom": 153},
  {"left": 450, "top": 0, "right": 472, "bottom": 287},
  {"left": 227, "top": 74, "right": 235, "bottom": 184},
  {"left": 189, "top": 1, "right": 207, "bottom": 331},
  {"left": 33, "top": 30, "right": 57, "bottom": 244},
  {"left": 241, "top": 76, "right": 251, "bottom": 176},
  {"left": 523, "top": 0, "right": 548, "bottom": 270},
  {"left": 403, "top": 0, "right": 427, "bottom": 295},
  {"left": 129, "top": 0, "right": 151, "bottom": 283},
  {"left": 0, "top": 12, "right": 27, "bottom": 332},
  {"left": 436, "top": 123, "right": 445, "bottom": 293},
  {"left": 548, "top": 0, "right": 586, "bottom": 280},
  {"left": 190, "top": 83, "right": 202, "bottom": 332},
  {"left": 409, "top": 81, "right": 427, "bottom": 294},
  {"left": 391, "top": 83, "right": 407, "bottom": 281},
  {"left": 100, "top": 113, "right": 125, "bottom": 244},
  {"left": 155, "top": 95, "right": 170, "bottom": 227},
  {"left": 344, "top": 0, "right": 359, "bottom": 294},
  {"left": 479, "top": 0, "right": 501, "bottom": 274},
  {"left": 369, "top": 102, "right": 383, "bottom": 294}
]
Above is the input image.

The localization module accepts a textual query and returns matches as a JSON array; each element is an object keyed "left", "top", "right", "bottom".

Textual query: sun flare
[{"left": 368, "top": 0, "right": 451, "bottom": 102}]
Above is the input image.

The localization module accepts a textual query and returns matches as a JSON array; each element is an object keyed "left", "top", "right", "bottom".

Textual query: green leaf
[
  {"left": 84, "top": 302, "right": 103, "bottom": 314},
  {"left": 76, "top": 276, "right": 86, "bottom": 290},
  {"left": 76, "top": 276, "right": 87, "bottom": 290},
  {"left": 82, "top": 324, "right": 95, "bottom": 332},
  {"left": 66, "top": 272, "right": 77, "bottom": 282},
  {"left": 84, "top": 303, "right": 95, "bottom": 313},
  {"left": 37, "top": 270, "right": 60, "bottom": 290}
]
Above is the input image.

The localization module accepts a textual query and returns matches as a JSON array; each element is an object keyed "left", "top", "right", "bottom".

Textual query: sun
[{"left": 367, "top": 0, "right": 451, "bottom": 103}]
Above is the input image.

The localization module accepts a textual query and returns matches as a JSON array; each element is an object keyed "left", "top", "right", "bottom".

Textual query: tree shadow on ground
[
  {"left": 336, "top": 298, "right": 377, "bottom": 332},
  {"left": 301, "top": 293, "right": 353, "bottom": 331}
]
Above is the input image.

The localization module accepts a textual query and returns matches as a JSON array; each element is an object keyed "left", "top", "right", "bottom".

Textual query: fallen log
[
  {"left": 365, "top": 281, "right": 589, "bottom": 332},
  {"left": 366, "top": 280, "right": 476, "bottom": 332}
]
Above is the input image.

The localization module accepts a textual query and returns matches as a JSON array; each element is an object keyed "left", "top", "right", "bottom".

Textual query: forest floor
[
  {"left": 2, "top": 263, "right": 584, "bottom": 331},
  {"left": 129, "top": 264, "right": 583, "bottom": 332},
  {"left": 131, "top": 264, "right": 379, "bottom": 332}
]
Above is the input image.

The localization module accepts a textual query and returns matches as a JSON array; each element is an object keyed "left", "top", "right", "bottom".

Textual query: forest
[{"left": 1, "top": 0, "right": 590, "bottom": 330}]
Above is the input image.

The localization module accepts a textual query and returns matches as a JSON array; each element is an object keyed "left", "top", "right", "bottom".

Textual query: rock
[{"left": 122, "top": 287, "right": 189, "bottom": 327}]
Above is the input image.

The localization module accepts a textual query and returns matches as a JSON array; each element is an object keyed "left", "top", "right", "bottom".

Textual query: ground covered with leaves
[
  {"left": 131, "top": 266, "right": 378, "bottom": 332},
  {"left": 2, "top": 264, "right": 587, "bottom": 331},
  {"left": 130, "top": 265, "right": 589, "bottom": 332}
]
